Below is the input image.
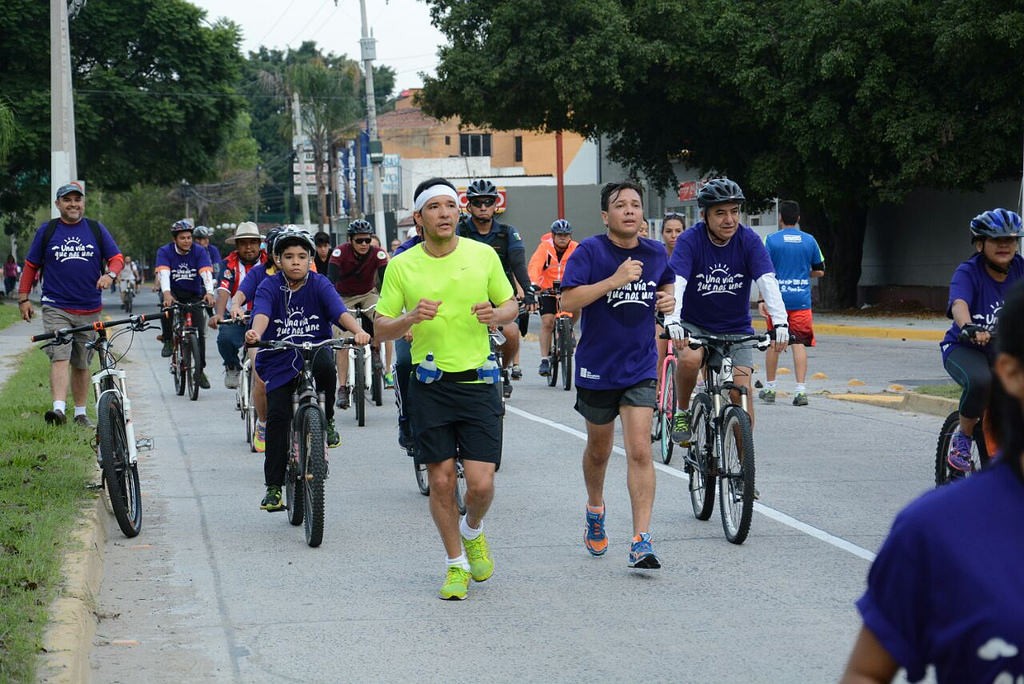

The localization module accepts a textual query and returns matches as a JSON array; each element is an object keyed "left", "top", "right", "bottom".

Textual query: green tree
[
  {"left": 0, "top": 0, "right": 244, "bottom": 216},
  {"left": 421, "top": 0, "right": 1024, "bottom": 307}
]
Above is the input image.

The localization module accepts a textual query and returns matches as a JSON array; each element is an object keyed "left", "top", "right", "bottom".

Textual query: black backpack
[{"left": 39, "top": 218, "right": 106, "bottom": 272}]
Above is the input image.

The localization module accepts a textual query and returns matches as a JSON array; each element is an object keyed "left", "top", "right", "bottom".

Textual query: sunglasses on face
[
  {"left": 353, "top": 237, "right": 373, "bottom": 245},
  {"left": 469, "top": 198, "right": 496, "bottom": 208}
]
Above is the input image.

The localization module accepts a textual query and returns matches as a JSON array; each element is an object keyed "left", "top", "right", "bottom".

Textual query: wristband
[{"left": 773, "top": 323, "right": 788, "bottom": 329}]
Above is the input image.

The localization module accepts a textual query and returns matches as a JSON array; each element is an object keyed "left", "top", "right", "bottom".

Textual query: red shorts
[{"left": 766, "top": 308, "right": 815, "bottom": 346}]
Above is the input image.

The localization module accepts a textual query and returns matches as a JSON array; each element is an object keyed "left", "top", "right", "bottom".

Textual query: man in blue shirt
[{"left": 758, "top": 200, "right": 825, "bottom": 406}]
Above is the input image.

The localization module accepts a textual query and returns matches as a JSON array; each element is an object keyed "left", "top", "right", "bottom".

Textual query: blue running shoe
[
  {"left": 584, "top": 506, "right": 608, "bottom": 556},
  {"left": 628, "top": 532, "right": 661, "bottom": 569}
]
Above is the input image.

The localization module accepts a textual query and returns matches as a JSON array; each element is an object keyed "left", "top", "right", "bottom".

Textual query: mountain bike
[
  {"left": 168, "top": 301, "right": 211, "bottom": 401},
  {"left": 33, "top": 313, "right": 159, "bottom": 537},
  {"left": 348, "top": 303, "right": 384, "bottom": 427},
  {"left": 651, "top": 327, "right": 679, "bottom": 464},
  {"left": 934, "top": 409, "right": 995, "bottom": 486},
  {"left": 679, "top": 323, "right": 771, "bottom": 545},
  {"left": 542, "top": 281, "right": 576, "bottom": 391},
  {"left": 252, "top": 336, "right": 357, "bottom": 547}
]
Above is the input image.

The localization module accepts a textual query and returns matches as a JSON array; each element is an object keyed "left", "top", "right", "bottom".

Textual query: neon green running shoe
[
  {"left": 439, "top": 565, "right": 470, "bottom": 600},
  {"left": 462, "top": 531, "right": 494, "bottom": 582}
]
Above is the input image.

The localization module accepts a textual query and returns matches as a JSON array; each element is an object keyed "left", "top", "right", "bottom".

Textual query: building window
[
  {"left": 460, "top": 133, "right": 491, "bottom": 157},
  {"left": 514, "top": 135, "right": 523, "bottom": 162},
  {"left": 444, "top": 135, "right": 450, "bottom": 146}
]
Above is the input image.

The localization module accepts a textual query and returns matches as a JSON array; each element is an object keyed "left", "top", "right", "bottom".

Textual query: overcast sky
[{"left": 189, "top": 0, "right": 446, "bottom": 93}]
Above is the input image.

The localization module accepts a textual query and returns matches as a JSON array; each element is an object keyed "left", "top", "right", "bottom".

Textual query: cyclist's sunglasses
[
  {"left": 352, "top": 237, "right": 373, "bottom": 245},
  {"left": 469, "top": 197, "right": 496, "bottom": 207}
]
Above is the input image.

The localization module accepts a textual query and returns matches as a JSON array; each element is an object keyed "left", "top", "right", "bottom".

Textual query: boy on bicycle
[
  {"left": 244, "top": 228, "right": 370, "bottom": 512},
  {"left": 941, "top": 208, "right": 1023, "bottom": 471}
]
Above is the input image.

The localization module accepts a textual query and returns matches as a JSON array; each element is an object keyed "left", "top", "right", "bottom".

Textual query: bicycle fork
[{"left": 93, "top": 369, "right": 154, "bottom": 466}]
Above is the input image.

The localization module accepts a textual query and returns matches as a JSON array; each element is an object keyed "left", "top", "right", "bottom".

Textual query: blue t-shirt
[
  {"left": 668, "top": 223, "right": 776, "bottom": 334},
  {"left": 941, "top": 253, "right": 1024, "bottom": 362},
  {"left": 764, "top": 226, "right": 824, "bottom": 311},
  {"left": 561, "top": 235, "right": 674, "bottom": 390},
  {"left": 26, "top": 218, "right": 121, "bottom": 311},
  {"left": 155, "top": 243, "right": 212, "bottom": 296},
  {"left": 238, "top": 262, "right": 272, "bottom": 303},
  {"left": 856, "top": 460, "right": 1024, "bottom": 682},
  {"left": 252, "top": 272, "right": 347, "bottom": 393}
]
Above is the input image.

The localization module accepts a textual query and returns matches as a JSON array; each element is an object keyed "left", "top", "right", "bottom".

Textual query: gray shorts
[
  {"left": 683, "top": 322, "right": 755, "bottom": 369},
  {"left": 41, "top": 305, "right": 98, "bottom": 369},
  {"left": 574, "top": 379, "right": 657, "bottom": 425}
]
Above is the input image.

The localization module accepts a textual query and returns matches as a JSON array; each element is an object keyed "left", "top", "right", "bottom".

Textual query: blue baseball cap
[{"left": 55, "top": 182, "right": 85, "bottom": 199}]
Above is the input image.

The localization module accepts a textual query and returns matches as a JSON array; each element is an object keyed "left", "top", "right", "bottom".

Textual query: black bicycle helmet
[
  {"left": 970, "top": 208, "right": 1022, "bottom": 242},
  {"left": 466, "top": 179, "right": 498, "bottom": 199},
  {"left": 347, "top": 219, "right": 373, "bottom": 236},
  {"left": 550, "top": 219, "right": 573, "bottom": 234},
  {"left": 696, "top": 178, "right": 746, "bottom": 209},
  {"left": 264, "top": 226, "right": 284, "bottom": 254},
  {"left": 273, "top": 227, "right": 315, "bottom": 256},
  {"left": 193, "top": 225, "right": 214, "bottom": 238},
  {"left": 171, "top": 218, "right": 194, "bottom": 234}
]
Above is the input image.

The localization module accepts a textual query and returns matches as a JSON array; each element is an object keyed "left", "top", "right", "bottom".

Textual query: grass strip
[
  {"left": 914, "top": 383, "right": 960, "bottom": 399},
  {"left": 0, "top": 347, "right": 95, "bottom": 681}
]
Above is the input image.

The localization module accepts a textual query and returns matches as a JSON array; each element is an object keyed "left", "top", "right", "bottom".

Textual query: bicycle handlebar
[
  {"left": 248, "top": 338, "right": 358, "bottom": 352},
  {"left": 670, "top": 323, "right": 772, "bottom": 352},
  {"left": 31, "top": 312, "right": 161, "bottom": 343}
]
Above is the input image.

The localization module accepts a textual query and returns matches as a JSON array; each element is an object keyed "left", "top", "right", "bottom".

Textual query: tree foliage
[
  {"left": 0, "top": 0, "right": 244, "bottom": 215},
  {"left": 421, "top": 0, "right": 1024, "bottom": 307}
]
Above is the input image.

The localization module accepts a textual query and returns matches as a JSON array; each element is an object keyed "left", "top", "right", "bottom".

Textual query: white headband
[{"left": 413, "top": 184, "right": 459, "bottom": 212}]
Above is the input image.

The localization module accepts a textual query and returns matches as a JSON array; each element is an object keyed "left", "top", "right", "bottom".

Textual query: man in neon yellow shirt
[{"left": 376, "top": 177, "right": 518, "bottom": 601}]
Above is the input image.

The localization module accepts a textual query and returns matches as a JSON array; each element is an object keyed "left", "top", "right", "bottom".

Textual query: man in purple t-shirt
[
  {"left": 18, "top": 182, "right": 124, "bottom": 426},
  {"left": 561, "top": 180, "right": 676, "bottom": 570},
  {"left": 666, "top": 178, "right": 789, "bottom": 444}
]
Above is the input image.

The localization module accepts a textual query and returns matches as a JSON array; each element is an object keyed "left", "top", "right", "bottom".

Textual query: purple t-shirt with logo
[
  {"left": 252, "top": 272, "right": 347, "bottom": 392},
  {"left": 26, "top": 218, "right": 120, "bottom": 311},
  {"left": 239, "top": 262, "right": 271, "bottom": 303},
  {"left": 155, "top": 243, "right": 212, "bottom": 296},
  {"left": 561, "top": 235, "right": 674, "bottom": 390},
  {"left": 941, "top": 253, "right": 1024, "bottom": 362},
  {"left": 669, "top": 223, "right": 775, "bottom": 334}
]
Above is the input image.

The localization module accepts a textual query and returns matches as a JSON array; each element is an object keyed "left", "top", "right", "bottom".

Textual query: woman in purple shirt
[{"left": 939, "top": 209, "right": 1023, "bottom": 473}]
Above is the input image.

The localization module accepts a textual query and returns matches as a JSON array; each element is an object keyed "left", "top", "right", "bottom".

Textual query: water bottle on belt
[
  {"left": 416, "top": 352, "right": 443, "bottom": 384},
  {"left": 477, "top": 353, "right": 501, "bottom": 384}
]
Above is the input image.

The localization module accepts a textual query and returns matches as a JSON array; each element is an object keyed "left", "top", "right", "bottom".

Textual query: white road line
[{"left": 506, "top": 404, "right": 877, "bottom": 563}]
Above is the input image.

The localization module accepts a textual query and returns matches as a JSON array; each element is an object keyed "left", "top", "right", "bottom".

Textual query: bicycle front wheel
[
  {"left": 547, "top": 331, "right": 559, "bottom": 388},
  {"left": 285, "top": 426, "right": 304, "bottom": 528},
  {"left": 98, "top": 392, "right": 142, "bottom": 537},
  {"left": 188, "top": 334, "right": 201, "bottom": 401},
  {"left": 415, "top": 461, "right": 430, "bottom": 496},
  {"left": 659, "top": 359, "right": 677, "bottom": 465},
  {"left": 687, "top": 393, "right": 715, "bottom": 520},
  {"left": 371, "top": 347, "right": 384, "bottom": 406},
  {"left": 173, "top": 339, "right": 186, "bottom": 396},
  {"left": 353, "top": 347, "right": 366, "bottom": 427},
  {"left": 243, "top": 367, "right": 257, "bottom": 452},
  {"left": 124, "top": 291, "right": 133, "bottom": 314},
  {"left": 300, "top": 407, "right": 327, "bottom": 547},
  {"left": 719, "top": 405, "right": 755, "bottom": 544},
  {"left": 454, "top": 459, "right": 467, "bottom": 515},
  {"left": 559, "top": 319, "right": 573, "bottom": 391}
]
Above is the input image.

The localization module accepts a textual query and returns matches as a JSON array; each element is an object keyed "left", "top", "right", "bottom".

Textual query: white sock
[
  {"left": 460, "top": 514, "right": 481, "bottom": 540},
  {"left": 53, "top": 400, "right": 66, "bottom": 412},
  {"left": 765, "top": 381, "right": 776, "bottom": 390},
  {"left": 74, "top": 406, "right": 87, "bottom": 417},
  {"left": 795, "top": 384, "right": 806, "bottom": 394},
  {"left": 446, "top": 554, "right": 470, "bottom": 571}
]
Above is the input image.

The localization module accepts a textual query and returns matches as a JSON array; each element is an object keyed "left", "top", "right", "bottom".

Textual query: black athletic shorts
[
  {"left": 408, "top": 379, "right": 504, "bottom": 465},
  {"left": 575, "top": 379, "right": 657, "bottom": 426}
]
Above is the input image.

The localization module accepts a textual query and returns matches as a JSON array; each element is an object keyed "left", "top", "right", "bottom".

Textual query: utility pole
[
  {"left": 359, "top": 0, "right": 387, "bottom": 247},
  {"left": 51, "top": 0, "right": 81, "bottom": 217},
  {"left": 292, "top": 92, "right": 313, "bottom": 231}
]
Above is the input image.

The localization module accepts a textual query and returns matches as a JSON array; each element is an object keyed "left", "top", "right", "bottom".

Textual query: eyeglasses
[
  {"left": 469, "top": 198, "right": 496, "bottom": 208},
  {"left": 353, "top": 237, "right": 373, "bottom": 245}
]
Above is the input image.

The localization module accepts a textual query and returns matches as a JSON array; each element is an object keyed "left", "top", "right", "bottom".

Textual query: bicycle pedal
[{"left": 136, "top": 437, "right": 155, "bottom": 451}]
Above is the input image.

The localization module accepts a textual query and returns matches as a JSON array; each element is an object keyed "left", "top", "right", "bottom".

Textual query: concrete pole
[
  {"left": 292, "top": 92, "right": 313, "bottom": 231},
  {"left": 359, "top": 0, "right": 387, "bottom": 247},
  {"left": 51, "top": 0, "right": 79, "bottom": 218}
]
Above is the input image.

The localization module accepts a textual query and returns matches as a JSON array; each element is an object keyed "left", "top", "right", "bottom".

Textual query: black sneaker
[
  {"left": 161, "top": 340, "right": 173, "bottom": 357},
  {"left": 510, "top": 364, "right": 523, "bottom": 380},
  {"left": 502, "top": 381, "right": 513, "bottom": 399},
  {"left": 44, "top": 409, "right": 67, "bottom": 426},
  {"left": 336, "top": 386, "right": 350, "bottom": 410},
  {"left": 198, "top": 372, "right": 210, "bottom": 390},
  {"left": 260, "top": 485, "right": 284, "bottom": 511},
  {"left": 73, "top": 414, "right": 95, "bottom": 428}
]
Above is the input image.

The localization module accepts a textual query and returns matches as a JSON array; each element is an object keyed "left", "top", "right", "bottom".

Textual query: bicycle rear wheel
[
  {"left": 300, "top": 406, "right": 327, "bottom": 547},
  {"left": 687, "top": 393, "right": 716, "bottom": 520},
  {"left": 243, "top": 366, "right": 257, "bottom": 452},
  {"left": 658, "top": 359, "right": 677, "bottom": 464},
  {"left": 353, "top": 347, "right": 366, "bottom": 427},
  {"left": 173, "top": 338, "right": 186, "bottom": 396},
  {"left": 547, "top": 330, "right": 559, "bottom": 388},
  {"left": 98, "top": 393, "right": 142, "bottom": 537},
  {"left": 455, "top": 459, "right": 467, "bottom": 515},
  {"left": 188, "top": 334, "right": 201, "bottom": 401},
  {"left": 559, "top": 318, "right": 573, "bottom": 391},
  {"left": 719, "top": 405, "right": 755, "bottom": 544}
]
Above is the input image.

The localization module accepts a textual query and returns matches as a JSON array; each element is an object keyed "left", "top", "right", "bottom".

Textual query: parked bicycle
[
  {"left": 167, "top": 301, "right": 211, "bottom": 401},
  {"left": 651, "top": 326, "right": 679, "bottom": 464},
  {"left": 679, "top": 323, "right": 771, "bottom": 545},
  {"left": 33, "top": 313, "right": 159, "bottom": 537},
  {"left": 541, "top": 280, "right": 576, "bottom": 391},
  {"left": 252, "top": 336, "right": 357, "bottom": 547}
]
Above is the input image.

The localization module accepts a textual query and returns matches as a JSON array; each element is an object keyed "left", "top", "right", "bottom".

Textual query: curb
[
  {"left": 827, "top": 392, "right": 957, "bottom": 417},
  {"left": 38, "top": 494, "right": 106, "bottom": 683}
]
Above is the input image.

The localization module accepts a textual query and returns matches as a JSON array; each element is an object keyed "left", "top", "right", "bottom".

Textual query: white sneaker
[{"left": 225, "top": 368, "right": 240, "bottom": 389}]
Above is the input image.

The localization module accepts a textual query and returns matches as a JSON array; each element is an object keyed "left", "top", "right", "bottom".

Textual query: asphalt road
[{"left": 85, "top": 293, "right": 947, "bottom": 683}]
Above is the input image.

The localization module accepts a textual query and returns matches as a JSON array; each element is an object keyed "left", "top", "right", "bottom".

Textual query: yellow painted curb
[
  {"left": 828, "top": 393, "right": 906, "bottom": 408},
  {"left": 38, "top": 494, "right": 106, "bottom": 683},
  {"left": 815, "top": 323, "right": 943, "bottom": 342},
  {"left": 826, "top": 392, "right": 958, "bottom": 417}
]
